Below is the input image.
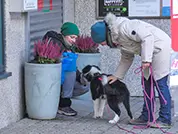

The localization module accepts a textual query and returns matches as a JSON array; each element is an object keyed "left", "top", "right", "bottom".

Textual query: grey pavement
[{"left": 0, "top": 93, "right": 178, "bottom": 134}]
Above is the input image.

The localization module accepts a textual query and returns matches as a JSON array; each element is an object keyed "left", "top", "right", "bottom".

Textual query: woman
[
  {"left": 43, "top": 22, "right": 89, "bottom": 116},
  {"left": 90, "top": 13, "right": 172, "bottom": 128}
]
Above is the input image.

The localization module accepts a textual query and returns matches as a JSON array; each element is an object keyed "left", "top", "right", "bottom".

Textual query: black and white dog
[{"left": 82, "top": 65, "right": 133, "bottom": 124}]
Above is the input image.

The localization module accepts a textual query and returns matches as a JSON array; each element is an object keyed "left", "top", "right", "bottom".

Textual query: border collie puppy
[{"left": 82, "top": 65, "right": 133, "bottom": 124}]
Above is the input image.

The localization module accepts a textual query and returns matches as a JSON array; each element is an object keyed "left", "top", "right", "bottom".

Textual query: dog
[{"left": 82, "top": 65, "right": 133, "bottom": 124}]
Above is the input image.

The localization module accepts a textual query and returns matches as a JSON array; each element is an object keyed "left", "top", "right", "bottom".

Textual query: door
[{"left": 28, "top": 0, "right": 63, "bottom": 61}]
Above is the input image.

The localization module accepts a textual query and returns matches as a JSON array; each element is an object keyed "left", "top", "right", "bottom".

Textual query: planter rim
[{"left": 25, "top": 62, "right": 61, "bottom": 67}]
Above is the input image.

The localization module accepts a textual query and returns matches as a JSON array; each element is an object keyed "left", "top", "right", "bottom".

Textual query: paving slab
[{"left": 0, "top": 97, "right": 177, "bottom": 134}]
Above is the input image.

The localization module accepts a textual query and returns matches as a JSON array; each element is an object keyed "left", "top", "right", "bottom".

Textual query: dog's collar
[{"left": 97, "top": 76, "right": 107, "bottom": 95}]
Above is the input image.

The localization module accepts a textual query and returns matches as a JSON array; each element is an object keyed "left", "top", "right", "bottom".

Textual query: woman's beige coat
[{"left": 104, "top": 13, "right": 171, "bottom": 80}]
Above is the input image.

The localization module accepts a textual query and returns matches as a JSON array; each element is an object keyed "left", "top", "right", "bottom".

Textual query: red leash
[{"left": 134, "top": 66, "right": 173, "bottom": 134}]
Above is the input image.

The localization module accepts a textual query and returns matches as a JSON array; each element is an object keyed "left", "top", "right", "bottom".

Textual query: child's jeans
[
  {"left": 61, "top": 72, "right": 89, "bottom": 98},
  {"left": 59, "top": 71, "right": 90, "bottom": 108}
]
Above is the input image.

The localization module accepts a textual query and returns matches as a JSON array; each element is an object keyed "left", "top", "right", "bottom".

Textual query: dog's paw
[
  {"left": 109, "top": 119, "right": 117, "bottom": 124},
  {"left": 98, "top": 112, "right": 104, "bottom": 118},
  {"left": 97, "top": 116, "right": 103, "bottom": 119},
  {"left": 109, "top": 114, "right": 120, "bottom": 124},
  {"left": 99, "top": 116, "right": 103, "bottom": 119},
  {"left": 93, "top": 115, "right": 98, "bottom": 119},
  {"left": 93, "top": 115, "right": 102, "bottom": 119}
]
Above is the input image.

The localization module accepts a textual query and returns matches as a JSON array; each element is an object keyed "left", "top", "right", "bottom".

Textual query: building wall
[
  {"left": 0, "top": 2, "right": 26, "bottom": 129},
  {"left": 74, "top": 0, "right": 171, "bottom": 96},
  {"left": 63, "top": 0, "right": 75, "bottom": 23}
]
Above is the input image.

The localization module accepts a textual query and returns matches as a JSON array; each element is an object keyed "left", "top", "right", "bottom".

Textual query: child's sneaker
[{"left": 58, "top": 107, "right": 77, "bottom": 116}]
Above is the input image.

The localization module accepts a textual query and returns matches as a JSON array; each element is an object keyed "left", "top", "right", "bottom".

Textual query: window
[
  {"left": 0, "top": 0, "right": 4, "bottom": 72},
  {"left": 0, "top": 0, "right": 11, "bottom": 79}
]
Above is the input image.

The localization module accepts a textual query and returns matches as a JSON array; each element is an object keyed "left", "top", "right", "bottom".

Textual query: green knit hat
[{"left": 61, "top": 22, "right": 79, "bottom": 36}]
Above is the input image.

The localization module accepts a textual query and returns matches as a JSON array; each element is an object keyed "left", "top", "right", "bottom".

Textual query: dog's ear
[
  {"left": 92, "top": 65, "right": 101, "bottom": 71},
  {"left": 82, "top": 65, "right": 92, "bottom": 74}
]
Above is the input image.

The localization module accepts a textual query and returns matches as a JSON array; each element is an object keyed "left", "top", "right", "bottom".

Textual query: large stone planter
[
  {"left": 24, "top": 62, "right": 62, "bottom": 119},
  {"left": 76, "top": 53, "right": 101, "bottom": 71}
]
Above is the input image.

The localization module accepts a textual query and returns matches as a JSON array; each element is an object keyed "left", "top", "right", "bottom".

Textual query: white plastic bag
[
  {"left": 170, "top": 51, "right": 178, "bottom": 116},
  {"left": 170, "top": 51, "right": 178, "bottom": 87}
]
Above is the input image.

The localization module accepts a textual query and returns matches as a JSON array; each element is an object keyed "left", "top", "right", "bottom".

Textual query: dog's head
[
  {"left": 82, "top": 65, "right": 101, "bottom": 82},
  {"left": 89, "top": 73, "right": 109, "bottom": 100}
]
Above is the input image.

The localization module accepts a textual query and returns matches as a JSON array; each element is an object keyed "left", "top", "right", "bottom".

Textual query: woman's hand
[
  {"left": 142, "top": 62, "right": 151, "bottom": 70},
  {"left": 107, "top": 75, "right": 118, "bottom": 84}
]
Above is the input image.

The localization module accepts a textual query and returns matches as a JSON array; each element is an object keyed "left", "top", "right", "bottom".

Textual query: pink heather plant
[
  {"left": 73, "top": 35, "right": 99, "bottom": 53},
  {"left": 33, "top": 39, "right": 63, "bottom": 64}
]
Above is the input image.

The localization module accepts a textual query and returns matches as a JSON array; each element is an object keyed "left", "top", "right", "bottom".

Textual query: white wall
[
  {"left": 0, "top": 2, "right": 26, "bottom": 129},
  {"left": 73, "top": 0, "right": 171, "bottom": 96}
]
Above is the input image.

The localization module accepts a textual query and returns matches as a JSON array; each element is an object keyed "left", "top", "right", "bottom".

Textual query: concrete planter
[
  {"left": 24, "top": 62, "right": 62, "bottom": 119},
  {"left": 76, "top": 53, "right": 101, "bottom": 71}
]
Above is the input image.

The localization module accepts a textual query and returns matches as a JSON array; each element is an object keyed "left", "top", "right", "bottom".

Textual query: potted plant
[
  {"left": 24, "top": 39, "right": 63, "bottom": 120},
  {"left": 73, "top": 35, "right": 101, "bottom": 71}
]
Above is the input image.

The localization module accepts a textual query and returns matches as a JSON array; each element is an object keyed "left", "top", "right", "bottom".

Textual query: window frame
[
  {"left": 0, "top": 0, "right": 4, "bottom": 72},
  {"left": 0, "top": 0, "right": 12, "bottom": 79}
]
